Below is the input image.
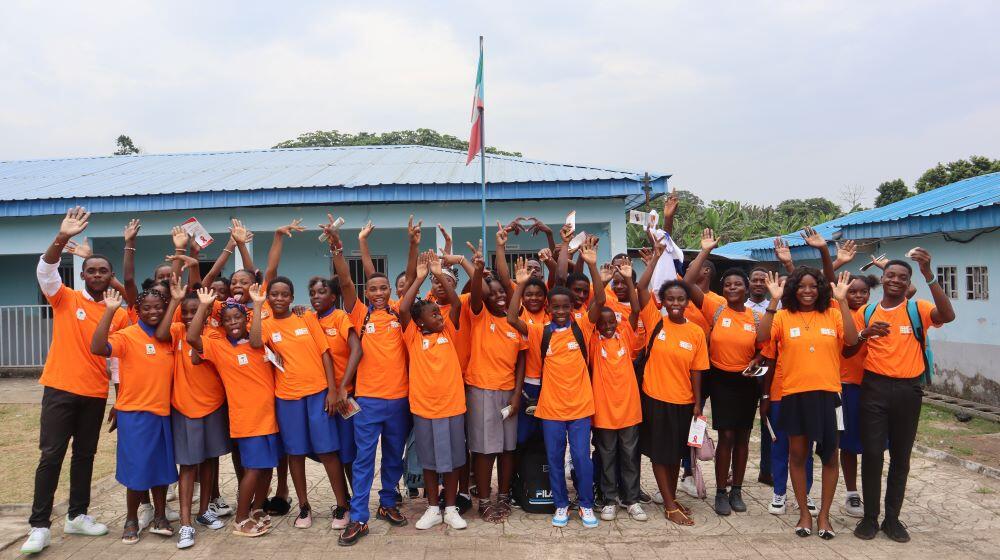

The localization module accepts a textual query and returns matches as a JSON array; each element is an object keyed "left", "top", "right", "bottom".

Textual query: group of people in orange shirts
[{"left": 19, "top": 199, "right": 955, "bottom": 555}]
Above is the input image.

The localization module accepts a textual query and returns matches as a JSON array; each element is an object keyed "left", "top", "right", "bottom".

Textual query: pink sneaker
[
  {"left": 330, "top": 506, "right": 349, "bottom": 530},
  {"left": 294, "top": 507, "right": 312, "bottom": 529}
]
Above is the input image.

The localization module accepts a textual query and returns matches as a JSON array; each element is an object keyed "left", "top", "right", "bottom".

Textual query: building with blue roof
[
  {"left": 717, "top": 172, "right": 1000, "bottom": 405},
  {"left": 0, "top": 145, "right": 668, "bottom": 368}
]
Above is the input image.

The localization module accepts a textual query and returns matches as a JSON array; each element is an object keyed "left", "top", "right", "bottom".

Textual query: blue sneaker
[
  {"left": 551, "top": 506, "right": 569, "bottom": 527},
  {"left": 580, "top": 507, "right": 599, "bottom": 528}
]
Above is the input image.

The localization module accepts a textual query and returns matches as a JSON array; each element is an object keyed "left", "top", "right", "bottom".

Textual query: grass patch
[
  {"left": 975, "top": 487, "right": 996, "bottom": 494},
  {"left": 0, "top": 403, "right": 117, "bottom": 505},
  {"left": 917, "top": 403, "right": 1000, "bottom": 466}
]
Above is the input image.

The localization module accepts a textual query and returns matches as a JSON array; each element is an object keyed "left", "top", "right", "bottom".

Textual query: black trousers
[
  {"left": 592, "top": 426, "right": 641, "bottom": 505},
  {"left": 860, "top": 371, "right": 922, "bottom": 522},
  {"left": 29, "top": 387, "right": 107, "bottom": 528}
]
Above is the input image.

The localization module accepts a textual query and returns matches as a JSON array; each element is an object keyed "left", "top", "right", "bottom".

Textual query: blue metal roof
[
  {"left": 0, "top": 145, "right": 669, "bottom": 217},
  {"left": 714, "top": 172, "right": 1000, "bottom": 261}
]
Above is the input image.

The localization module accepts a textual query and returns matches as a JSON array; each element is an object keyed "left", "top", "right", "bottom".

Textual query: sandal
[
  {"left": 795, "top": 526, "right": 812, "bottom": 537},
  {"left": 478, "top": 500, "right": 504, "bottom": 524},
  {"left": 149, "top": 516, "right": 174, "bottom": 537},
  {"left": 251, "top": 509, "right": 272, "bottom": 527},
  {"left": 264, "top": 496, "right": 292, "bottom": 516},
  {"left": 665, "top": 508, "right": 695, "bottom": 526},
  {"left": 232, "top": 518, "right": 269, "bottom": 538},
  {"left": 121, "top": 519, "right": 139, "bottom": 545},
  {"left": 677, "top": 503, "right": 692, "bottom": 516},
  {"left": 496, "top": 493, "right": 513, "bottom": 515}
]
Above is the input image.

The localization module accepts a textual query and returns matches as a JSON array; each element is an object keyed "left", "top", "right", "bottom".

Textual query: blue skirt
[
  {"left": 275, "top": 390, "right": 340, "bottom": 456},
  {"left": 839, "top": 383, "right": 863, "bottom": 454},
  {"left": 235, "top": 433, "right": 281, "bottom": 469},
  {"left": 116, "top": 410, "right": 179, "bottom": 491}
]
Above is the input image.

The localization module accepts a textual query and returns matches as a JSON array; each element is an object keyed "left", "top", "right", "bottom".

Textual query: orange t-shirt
[
  {"left": 466, "top": 307, "right": 528, "bottom": 390},
  {"left": 638, "top": 299, "right": 709, "bottom": 405},
  {"left": 170, "top": 323, "right": 225, "bottom": 418},
  {"left": 856, "top": 299, "right": 938, "bottom": 379},
  {"left": 40, "top": 286, "right": 128, "bottom": 399},
  {"left": 529, "top": 316, "right": 596, "bottom": 421},
  {"left": 840, "top": 308, "right": 867, "bottom": 385},
  {"left": 349, "top": 304, "right": 408, "bottom": 399},
  {"left": 200, "top": 336, "right": 278, "bottom": 438},
  {"left": 760, "top": 338, "right": 785, "bottom": 400},
  {"left": 605, "top": 286, "right": 644, "bottom": 353},
  {"left": 403, "top": 322, "right": 466, "bottom": 419},
  {"left": 438, "top": 293, "right": 473, "bottom": 374},
  {"left": 590, "top": 332, "right": 641, "bottom": 429},
  {"left": 108, "top": 324, "right": 174, "bottom": 416},
  {"left": 262, "top": 313, "right": 330, "bottom": 400},
  {"left": 703, "top": 298, "right": 761, "bottom": 372},
  {"left": 521, "top": 307, "right": 550, "bottom": 379},
  {"left": 314, "top": 308, "right": 357, "bottom": 393},
  {"left": 768, "top": 308, "right": 844, "bottom": 395}
]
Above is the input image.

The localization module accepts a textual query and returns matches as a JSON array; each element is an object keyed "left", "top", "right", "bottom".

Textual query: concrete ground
[{"left": 1, "top": 379, "right": 998, "bottom": 559}]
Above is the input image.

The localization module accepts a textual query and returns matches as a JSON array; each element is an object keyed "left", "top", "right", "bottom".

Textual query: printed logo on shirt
[
  {"left": 721, "top": 318, "right": 732, "bottom": 328},
  {"left": 617, "top": 346, "right": 626, "bottom": 357},
  {"left": 210, "top": 318, "right": 220, "bottom": 328},
  {"left": 678, "top": 340, "right": 693, "bottom": 351},
  {"left": 789, "top": 327, "right": 801, "bottom": 338},
  {"left": 422, "top": 339, "right": 430, "bottom": 350},
  {"left": 75, "top": 308, "right": 86, "bottom": 321},
  {"left": 437, "top": 336, "right": 449, "bottom": 345},
  {"left": 237, "top": 353, "right": 248, "bottom": 366},
  {"left": 657, "top": 331, "right": 667, "bottom": 341},
  {"left": 743, "top": 323, "right": 754, "bottom": 332},
  {"left": 325, "top": 328, "right": 338, "bottom": 337},
  {"left": 505, "top": 331, "right": 518, "bottom": 340},
  {"left": 365, "top": 323, "right": 376, "bottom": 334},
  {"left": 271, "top": 332, "right": 283, "bottom": 343},
  {"left": 574, "top": 312, "right": 583, "bottom": 320},
  {"left": 145, "top": 344, "right": 156, "bottom": 355},
  {"left": 900, "top": 325, "right": 913, "bottom": 335},
  {"left": 601, "top": 347, "right": 608, "bottom": 358},
  {"left": 389, "top": 321, "right": 400, "bottom": 329},
  {"left": 820, "top": 328, "right": 836, "bottom": 336},
  {"left": 294, "top": 328, "right": 309, "bottom": 336},
  {"left": 567, "top": 341, "right": 580, "bottom": 350},
  {"left": 489, "top": 323, "right": 496, "bottom": 333},
  {"left": 614, "top": 312, "right": 623, "bottom": 322}
]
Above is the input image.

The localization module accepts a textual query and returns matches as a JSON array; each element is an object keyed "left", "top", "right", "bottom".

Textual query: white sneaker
[
  {"left": 651, "top": 491, "right": 664, "bottom": 505},
  {"left": 580, "top": 507, "right": 599, "bottom": 528},
  {"left": 768, "top": 493, "right": 786, "bottom": 515},
  {"left": 166, "top": 483, "right": 178, "bottom": 502},
  {"left": 627, "top": 503, "right": 648, "bottom": 522},
  {"left": 679, "top": 476, "right": 699, "bottom": 498},
  {"left": 209, "top": 497, "right": 233, "bottom": 517},
  {"left": 552, "top": 506, "right": 569, "bottom": 527},
  {"left": 137, "top": 503, "right": 154, "bottom": 531},
  {"left": 176, "top": 525, "right": 195, "bottom": 549},
  {"left": 415, "top": 506, "right": 442, "bottom": 530},
  {"left": 843, "top": 493, "right": 864, "bottom": 518},
  {"left": 806, "top": 496, "right": 818, "bottom": 516},
  {"left": 600, "top": 504, "right": 617, "bottom": 520},
  {"left": 165, "top": 503, "right": 180, "bottom": 522},
  {"left": 64, "top": 514, "right": 108, "bottom": 536},
  {"left": 443, "top": 506, "right": 467, "bottom": 529},
  {"left": 195, "top": 510, "right": 225, "bottom": 530},
  {"left": 19, "top": 528, "right": 50, "bottom": 554}
]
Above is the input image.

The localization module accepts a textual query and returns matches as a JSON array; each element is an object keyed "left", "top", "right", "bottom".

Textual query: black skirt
[
  {"left": 708, "top": 367, "right": 760, "bottom": 430},
  {"left": 639, "top": 393, "right": 693, "bottom": 465},
  {"left": 777, "top": 390, "right": 842, "bottom": 464}
]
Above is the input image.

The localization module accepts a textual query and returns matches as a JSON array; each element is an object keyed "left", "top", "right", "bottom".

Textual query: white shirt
[{"left": 745, "top": 298, "right": 780, "bottom": 315}]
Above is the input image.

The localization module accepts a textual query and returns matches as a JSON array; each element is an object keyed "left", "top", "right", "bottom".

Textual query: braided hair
[
  {"left": 134, "top": 288, "right": 168, "bottom": 309},
  {"left": 221, "top": 297, "right": 249, "bottom": 318}
]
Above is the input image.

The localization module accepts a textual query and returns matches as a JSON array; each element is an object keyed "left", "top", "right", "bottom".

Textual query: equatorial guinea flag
[{"left": 466, "top": 39, "right": 484, "bottom": 165}]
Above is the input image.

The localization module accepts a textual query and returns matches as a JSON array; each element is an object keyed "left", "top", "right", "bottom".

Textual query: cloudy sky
[{"left": 1, "top": 1, "right": 998, "bottom": 206}]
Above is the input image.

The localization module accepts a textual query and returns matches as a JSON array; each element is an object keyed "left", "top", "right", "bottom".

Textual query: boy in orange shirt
[
  {"left": 399, "top": 251, "right": 469, "bottom": 530},
  {"left": 507, "top": 238, "right": 605, "bottom": 529},
  {"left": 91, "top": 287, "right": 178, "bottom": 544}
]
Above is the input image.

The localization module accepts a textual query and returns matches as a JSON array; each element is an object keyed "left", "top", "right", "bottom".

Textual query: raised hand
[
  {"left": 514, "top": 256, "right": 531, "bottom": 284},
  {"left": 700, "top": 228, "right": 719, "bottom": 252},
  {"left": 560, "top": 223, "right": 574, "bottom": 243},
  {"left": 618, "top": 257, "right": 633, "bottom": 280},
  {"left": 528, "top": 217, "right": 552, "bottom": 236},
  {"left": 276, "top": 218, "right": 305, "bottom": 238},
  {"left": 59, "top": 206, "right": 91, "bottom": 238},
  {"left": 801, "top": 226, "right": 827, "bottom": 249},
  {"left": 292, "top": 305, "right": 308, "bottom": 317},
  {"left": 229, "top": 219, "right": 249, "bottom": 244},
  {"left": 407, "top": 215, "right": 422, "bottom": 244},
  {"left": 359, "top": 220, "right": 375, "bottom": 241},
  {"left": 169, "top": 273, "right": 187, "bottom": 301},
  {"left": 638, "top": 247, "right": 654, "bottom": 266},
  {"left": 495, "top": 221, "right": 509, "bottom": 246},
  {"left": 599, "top": 263, "right": 614, "bottom": 283},
  {"left": 64, "top": 238, "right": 92, "bottom": 259},
  {"left": 663, "top": 186, "right": 679, "bottom": 216},
  {"left": 427, "top": 251, "right": 443, "bottom": 276},
  {"left": 103, "top": 288, "right": 123, "bottom": 308},
  {"left": 831, "top": 270, "right": 851, "bottom": 301},
  {"left": 773, "top": 237, "right": 792, "bottom": 263},
  {"left": 908, "top": 247, "right": 933, "bottom": 279},
  {"left": 437, "top": 224, "right": 453, "bottom": 254},
  {"left": 196, "top": 286, "right": 216, "bottom": 305},
  {"left": 123, "top": 219, "right": 141, "bottom": 243},
  {"left": 319, "top": 214, "right": 344, "bottom": 248},
  {"left": 165, "top": 254, "right": 199, "bottom": 270},
  {"left": 836, "top": 239, "right": 857, "bottom": 263},
  {"left": 415, "top": 250, "right": 430, "bottom": 278},
  {"left": 580, "top": 236, "right": 598, "bottom": 265},
  {"left": 248, "top": 283, "right": 266, "bottom": 304},
  {"left": 465, "top": 238, "right": 484, "bottom": 262},
  {"left": 765, "top": 271, "right": 786, "bottom": 300},
  {"left": 869, "top": 254, "right": 888, "bottom": 270},
  {"left": 862, "top": 321, "right": 891, "bottom": 339},
  {"left": 171, "top": 226, "right": 191, "bottom": 250}
]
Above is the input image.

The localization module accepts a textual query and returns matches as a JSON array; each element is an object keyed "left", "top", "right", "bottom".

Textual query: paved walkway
[{"left": 1, "top": 378, "right": 998, "bottom": 559}]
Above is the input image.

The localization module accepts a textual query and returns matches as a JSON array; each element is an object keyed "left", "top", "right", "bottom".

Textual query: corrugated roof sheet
[
  {"left": 714, "top": 172, "right": 1000, "bottom": 261},
  {"left": 0, "top": 144, "right": 664, "bottom": 199}
]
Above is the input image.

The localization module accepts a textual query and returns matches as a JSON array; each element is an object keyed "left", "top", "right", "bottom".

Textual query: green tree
[
  {"left": 114, "top": 135, "right": 140, "bottom": 155},
  {"left": 914, "top": 155, "right": 1000, "bottom": 193},
  {"left": 272, "top": 128, "right": 522, "bottom": 157},
  {"left": 874, "top": 178, "right": 911, "bottom": 207}
]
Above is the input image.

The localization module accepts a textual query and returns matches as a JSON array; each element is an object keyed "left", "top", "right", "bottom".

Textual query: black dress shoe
[
  {"left": 853, "top": 517, "right": 879, "bottom": 540},
  {"left": 881, "top": 518, "right": 911, "bottom": 543}
]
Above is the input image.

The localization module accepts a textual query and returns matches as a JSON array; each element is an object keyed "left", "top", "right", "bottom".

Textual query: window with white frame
[
  {"left": 936, "top": 266, "right": 958, "bottom": 299},
  {"left": 966, "top": 266, "right": 989, "bottom": 300}
]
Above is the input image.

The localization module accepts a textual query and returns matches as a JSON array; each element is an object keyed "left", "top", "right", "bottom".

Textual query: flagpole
[{"left": 478, "top": 35, "right": 487, "bottom": 247}]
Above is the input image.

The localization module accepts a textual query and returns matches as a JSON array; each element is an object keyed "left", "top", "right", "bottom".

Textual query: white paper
[
  {"left": 835, "top": 405, "right": 845, "bottom": 431},
  {"left": 565, "top": 210, "right": 576, "bottom": 233},
  {"left": 687, "top": 415, "right": 708, "bottom": 448},
  {"left": 181, "top": 217, "right": 214, "bottom": 249},
  {"left": 500, "top": 405, "right": 512, "bottom": 420},
  {"left": 341, "top": 397, "right": 361, "bottom": 420},
  {"left": 765, "top": 417, "right": 777, "bottom": 442},
  {"left": 264, "top": 346, "right": 285, "bottom": 372},
  {"left": 628, "top": 210, "right": 649, "bottom": 226},
  {"left": 568, "top": 231, "right": 587, "bottom": 251},
  {"left": 646, "top": 209, "right": 659, "bottom": 231}
]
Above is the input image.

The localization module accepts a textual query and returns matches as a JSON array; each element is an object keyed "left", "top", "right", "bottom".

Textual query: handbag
[{"left": 696, "top": 430, "right": 716, "bottom": 461}]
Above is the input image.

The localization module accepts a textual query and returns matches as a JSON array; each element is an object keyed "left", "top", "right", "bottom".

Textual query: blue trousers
[
  {"left": 769, "top": 401, "right": 813, "bottom": 496},
  {"left": 350, "top": 397, "right": 412, "bottom": 523},
  {"left": 542, "top": 418, "right": 594, "bottom": 509}
]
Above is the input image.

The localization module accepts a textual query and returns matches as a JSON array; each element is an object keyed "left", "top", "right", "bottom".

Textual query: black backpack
[
  {"left": 632, "top": 318, "right": 664, "bottom": 387},
  {"left": 512, "top": 435, "right": 555, "bottom": 513}
]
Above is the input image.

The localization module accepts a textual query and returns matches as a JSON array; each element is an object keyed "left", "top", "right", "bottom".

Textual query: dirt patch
[
  {"left": 917, "top": 403, "right": 1000, "bottom": 467},
  {"left": 0, "top": 403, "right": 117, "bottom": 505}
]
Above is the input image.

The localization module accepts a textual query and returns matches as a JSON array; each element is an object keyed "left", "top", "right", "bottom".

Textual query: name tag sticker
[
  {"left": 721, "top": 318, "right": 732, "bottom": 328},
  {"left": 145, "top": 344, "right": 156, "bottom": 355},
  {"left": 76, "top": 308, "right": 87, "bottom": 320},
  {"left": 237, "top": 353, "right": 249, "bottom": 365},
  {"left": 789, "top": 327, "right": 801, "bottom": 338},
  {"left": 615, "top": 312, "right": 623, "bottom": 322},
  {"left": 294, "top": 328, "right": 309, "bottom": 336},
  {"left": 490, "top": 323, "right": 496, "bottom": 332},
  {"left": 325, "top": 328, "right": 337, "bottom": 336},
  {"left": 600, "top": 347, "right": 608, "bottom": 358},
  {"left": 505, "top": 331, "right": 518, "bottom": 340},
  {"left": 422, "top": 339, "right": 430, "bottom": 350},
  {"left": 567, "top": 341, "right": 580, "bottom": 350},
  {"left": 365, "top": 323, "right": 376, "bottom": 334},
  {"left": 389, "top": 321, "right": 400, "bottom": 329},
  {"left": 271, "top": 332, "right": 282, "bottom": 343},
  {"left": 657, "top": 332, "right": 667, "bottom": 341},
  {"left": 743, "top": 323, "right": 754, "bottom": 332},
  {"left": 900, "top": 325, "right": 913, "bottom": 335},
  {"left": 821, "top": 328, "right": 836, "bottom": 336},
  {"left": 437, "top": 336, "right": 449, "bottom": 345},
  {"left": 617, "top": 347, "right": 626, "bottom": 357},
  {"left": 678, "top": 340, "right": 693, "bottom": 351}
]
